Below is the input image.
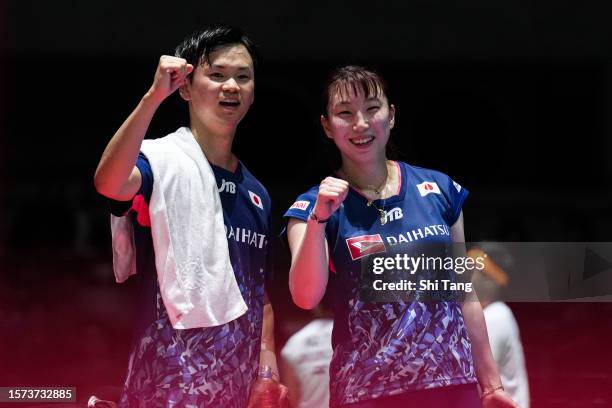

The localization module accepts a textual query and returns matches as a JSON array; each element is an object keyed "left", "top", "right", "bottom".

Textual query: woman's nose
[{"left": 353, "top": 111, "right": 370, "bottom": 131}]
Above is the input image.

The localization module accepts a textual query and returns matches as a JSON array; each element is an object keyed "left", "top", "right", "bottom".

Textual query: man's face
[{"left": 181, "top": 43, "right": 255, "bottom": 129}]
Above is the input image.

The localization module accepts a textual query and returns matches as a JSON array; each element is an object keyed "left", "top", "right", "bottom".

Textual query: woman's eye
[
  {"left": 338, "top": 111, "right": 352, "bottom": 116},
  {"left": 210, "top": 73, "right": 224, "bottom": 79},
  {"left": 367, "top": 106, "right": 380, "bottom": 112}
]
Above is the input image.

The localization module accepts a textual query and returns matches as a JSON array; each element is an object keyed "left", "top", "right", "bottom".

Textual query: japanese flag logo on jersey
[
  {"left": 248, "top": 190, "right": 264, "bottom": 210},
  {"left": 346, "top": 234, "right": 386, "bottom": 260},
  {"left": 416, "top": 181, "right": 441, "bottom": 197}
]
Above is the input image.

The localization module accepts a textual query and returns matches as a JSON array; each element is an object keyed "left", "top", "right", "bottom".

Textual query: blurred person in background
[
  {"left": 469, "top": 243, "right": 530, "bottom": 408},
  {"left": 280, "top": 300, "right": 333, "bottom": 408}
]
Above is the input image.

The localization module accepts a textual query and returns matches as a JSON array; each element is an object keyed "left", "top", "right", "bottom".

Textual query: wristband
[
  {"left": 259, "top": 365, "right": 280, "bottom": 382},
  {"left": 481, "top": 384, "right": 504, "bottom": 399},
  {"left": 308, "top": 210, "right": 330, "bottom": 224}
]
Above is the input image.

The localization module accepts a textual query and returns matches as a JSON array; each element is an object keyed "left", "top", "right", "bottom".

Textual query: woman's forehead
[{"left": 329, "top": 84, "right": 387, "bottom": 105}]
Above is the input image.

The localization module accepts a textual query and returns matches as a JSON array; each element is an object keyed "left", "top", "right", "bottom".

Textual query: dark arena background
[{"left": 3, "top": 1, "right": 612, "bottom": 407}]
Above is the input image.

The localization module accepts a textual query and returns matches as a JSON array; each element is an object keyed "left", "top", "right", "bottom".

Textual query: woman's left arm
[{"left": 452, "top": 212, "right": 520, "bottom": 408}]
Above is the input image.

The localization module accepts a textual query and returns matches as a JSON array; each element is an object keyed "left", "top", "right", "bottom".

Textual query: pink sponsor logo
[{"left": 346, "top": 234, "right": 386, "bottom": 260}]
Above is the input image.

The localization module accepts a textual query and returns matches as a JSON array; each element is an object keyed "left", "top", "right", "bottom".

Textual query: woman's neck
[{"left": 339, "top": 158, "right": 397, "bottom": 200}]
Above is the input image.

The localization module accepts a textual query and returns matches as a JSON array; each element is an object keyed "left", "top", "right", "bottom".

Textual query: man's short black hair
[{"left": 174, "top": 24, "right": 258, "bottom": 78}]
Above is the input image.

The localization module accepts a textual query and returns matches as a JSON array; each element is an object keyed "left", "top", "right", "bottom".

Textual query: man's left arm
[
  {"left": 248, "top": 293, "right": 288, "bottom": 407},
  {"left": 259, "top": 294, "right": 281, "bottom": 379}
]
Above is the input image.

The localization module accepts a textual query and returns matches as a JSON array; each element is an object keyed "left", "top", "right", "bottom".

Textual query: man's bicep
[{"left": 114, "top": 166, "right": 143, "bottom": 202}]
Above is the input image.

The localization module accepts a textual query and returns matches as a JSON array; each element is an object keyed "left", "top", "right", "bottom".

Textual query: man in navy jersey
[{"left": 94, "top": 25, "right": 286, "bottom": 407}]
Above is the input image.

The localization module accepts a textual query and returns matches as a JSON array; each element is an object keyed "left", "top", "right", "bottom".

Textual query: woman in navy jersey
[{"left": 284, "top": 66, "right": 518, "bottom": 408}]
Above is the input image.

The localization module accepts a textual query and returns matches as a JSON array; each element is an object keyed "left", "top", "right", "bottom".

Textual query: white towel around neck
[{"left": 110, "top": 127, "right": 247, "bottom": 329}]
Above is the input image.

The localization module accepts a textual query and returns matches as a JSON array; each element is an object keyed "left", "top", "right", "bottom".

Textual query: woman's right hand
[
  {"left": 146, "top": 55, "right": 194, "bottom": 104},
  {"left": 312, "top": 177, "right": 349, "bottom": 221}
]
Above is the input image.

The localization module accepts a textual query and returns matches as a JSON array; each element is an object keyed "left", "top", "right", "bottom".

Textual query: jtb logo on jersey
[
  {"left": 248, "top": 190, "right": 264, "bottom": 210},
  {"left": 346, "top": 234, "right": 386, "bottom": 260},
  {"left": 385, "top": 207, "right": 403, "bottom": 223},
  {"left": 416, "top": 181, "right": 441, "bottom": 197},
  {"left": 218, "top": 179, "right": 236, "bottom": 194}
]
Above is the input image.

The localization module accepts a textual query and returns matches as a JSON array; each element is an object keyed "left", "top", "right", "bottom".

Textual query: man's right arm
[{"left": 94, "top": 56, "right": 193, "bottom": 201}]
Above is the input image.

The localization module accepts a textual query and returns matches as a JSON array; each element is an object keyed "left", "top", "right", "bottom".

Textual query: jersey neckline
[
  {"left": 345, "top": 161, "right": 406, "bottom": 207},
  {"left": 210, "top": 160, "right": 244, "bottom": 179}
]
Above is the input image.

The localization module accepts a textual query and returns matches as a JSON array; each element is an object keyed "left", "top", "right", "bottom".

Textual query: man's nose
[{"left": 222, "top": 77, "right": 239, "bottom": 92}]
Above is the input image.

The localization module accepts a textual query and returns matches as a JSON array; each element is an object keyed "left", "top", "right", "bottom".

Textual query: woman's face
[{"left": 321, "top": 88, "right": 395, "bottom": 164}]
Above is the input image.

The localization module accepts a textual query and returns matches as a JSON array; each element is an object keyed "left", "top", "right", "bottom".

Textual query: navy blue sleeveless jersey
[
  {"left": 284, "top": 161, "right": 477, "bottom": 407},
  {"left": 109, "top": 154, "right": 270, "bottom": 408}
]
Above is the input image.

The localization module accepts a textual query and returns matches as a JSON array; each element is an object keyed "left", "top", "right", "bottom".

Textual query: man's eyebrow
[{"left": 210, "top": 64, "right": 251, "bottom": 71}]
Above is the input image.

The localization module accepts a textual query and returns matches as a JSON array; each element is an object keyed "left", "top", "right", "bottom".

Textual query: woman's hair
[
  {"left": 321, "top": 65, "right": 388, "bottom": 117},
  {"left": 320, "top": 65, "right": 398, "bottom": 170}
]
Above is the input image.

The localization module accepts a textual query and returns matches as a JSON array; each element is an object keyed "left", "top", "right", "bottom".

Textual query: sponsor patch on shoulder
[{"left": 290, "top": 200, "right": 310, "bottom": 211}]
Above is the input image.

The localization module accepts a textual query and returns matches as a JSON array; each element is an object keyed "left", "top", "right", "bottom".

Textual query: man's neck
[{"left": 190, "top": 122, "right": 238, "bottom": 172}]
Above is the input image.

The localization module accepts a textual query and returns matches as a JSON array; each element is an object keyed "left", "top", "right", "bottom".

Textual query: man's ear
[
  {"left": 320, "top": 115, "right": 333, "bottom": 139},
  {"left": 179, "top": 83, "right": 191, "bottom": 101}
]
